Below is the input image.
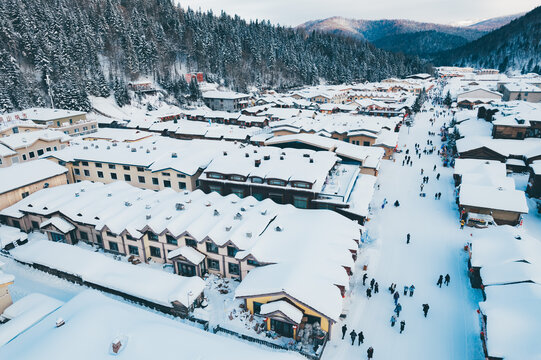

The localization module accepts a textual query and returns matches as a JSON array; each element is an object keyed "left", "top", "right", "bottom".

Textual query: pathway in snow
[{"left": 323, "top": 106, "right": 485, "bottom": 360}]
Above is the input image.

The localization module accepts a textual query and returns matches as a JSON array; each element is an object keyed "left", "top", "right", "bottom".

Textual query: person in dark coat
[
  {"left": 394, "top": 200, "right": 400, "bottom": 207},
  {"left": 394, "top": 303, "right": 402, "bottom": 317},
  {"left": 436, "top": 173, "right": 440, "bottom": 180},
  {"left": 367, "top": 346, "right": 374, "bottom": 359},
  {"left": 422, "top": 303, "right": 430, "bottom": 317},
  {"left": 393, "top": 291, "right": 400, "bottom": 305},
  {"left": 358, "top": 331, "right": 364, "bottom": 345},
  {"left": 444, "top": 274, "right": 450, "bottom": 286},
  {"left": 374, "top": 282, "right": 379, "bottom": 294},
  {"left": 342, "top": 324, "right": 347, "bottom": 339},
  {"left": 406, "top": 233, "right": 411, "bottom": 244},
  {"left": 433, "top": 164, "right": 437, "bottom": 171},
  {"left": 409, "top": 285, "right": 415, "bottom": 297},
  {"left": 366, "top": 288, "right": 372, "bottom": 298},
  {"left": 403, "top": 285, "right": 408, "bottom": 296},
  {"left": 370, "top": 278, "right": 375, "bottom": 290},
  {"left": 390, "top": 315, "right": 397, "bottom": 327},
  {"left": 363, "top": 273, "right": 368, "bottom": 286},
  {"left": 400, "top": 320, "right": 406, "bottom": 334},
  {"left": 350, "top": 330, "right": 357, "bottom": 345},
  {"left": 437, "top": 275, "right": 443, "bottom": 288}
]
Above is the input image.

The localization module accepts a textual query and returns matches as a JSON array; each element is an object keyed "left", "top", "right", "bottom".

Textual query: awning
[
  {"left": 260, "top": 300, "right": 304, "bottom": 324},
  {"left": 39, "top": 217, "right": 75, "bottom": 234},
  {"left": 167, "top": 246, "right": 205, "bottom": 265}
]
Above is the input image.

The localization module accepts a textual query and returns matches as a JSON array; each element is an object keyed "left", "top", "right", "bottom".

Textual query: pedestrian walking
[
  {"left": 393, "top": 291, "right": 400, "bottom": 305},
  {"left": 374, "top": 282, "right": 379, "bottom": 294},
  {"left": 403, "top": 286, "right": 408, "bottom": 296},
  {"left": 363, "top": 273, "right": 368, "bottom": 286},
  {"left": 438, "top": 192, "right": 442, "bottom": 199},
  {"left": 435, "top": 193, "right": 438, "bottom": 200},
  {"left": 460, "top": 219, "right": 465, "bottom": 229},
  {"left": 421, "top": 168, "right": 424, "bottom": 175},
  {"left": 400, "top": 320, "right": 406, "bottom": 334},
  {"left": 370, "top": 278, "right": 375, "bottom": 290},
  {"left": 358, "top": 331, "right": 364, "bottom": 345},
  {"left": 366, "top": 288, "right": 372, "bottom": 298},
  {"left": 342, "top": 324, "right": 347, "bottom": 339},
  {"left": 436, "top": 173, "right": 440, "bottom": 180},
  {"left": 390, "top": 315, "right": 397, "bottom": 327},
  {"left": 437, "top": 275, "right": 443, "bottom": 288},
  {"left": 367, "top": 346, "right": 374, "bottom": 359},
  {"left": 406, "top": 233, "right": 410, "bottom": 244},
  {"left": 394, "top": 303, "right": 402, "bottom": 317},
  {"left": 422, "top": 303, "right": 430, "bottom": 317},
  {"left": 433, "top": 164, "right": 437, "bottom": 171},
  {"left": 409, "top": 285, "right": 415, "bottom": 297},
  {"left": 444, "top": 274, "right": 450, "bottom": 286},
  {"left": 350, "top": 330, "right": 357, "bottom": 345}
]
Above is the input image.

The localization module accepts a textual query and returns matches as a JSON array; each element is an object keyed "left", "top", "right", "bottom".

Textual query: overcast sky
[{"left": 177, "top": 0, "right": 540, "bottom": 27}]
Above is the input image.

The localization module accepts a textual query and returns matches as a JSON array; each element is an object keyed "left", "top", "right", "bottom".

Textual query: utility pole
[{"left": 45, "top": 73, "right": 55, "bottom": 109}]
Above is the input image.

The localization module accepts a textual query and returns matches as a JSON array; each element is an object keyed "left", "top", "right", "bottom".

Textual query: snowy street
[{"left": 323, "top": 106, "right": 485, "bottom": 360}]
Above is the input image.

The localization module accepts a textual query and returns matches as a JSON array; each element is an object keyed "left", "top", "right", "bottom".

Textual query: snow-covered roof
[
  {"left": 202, "top": 90, "right": 249, "bottom": 100},
  {"left": 8, "top": 107, "right": 86, "bottom": 122},
  {"left": 0, "top": 224, "right": 28, "bottom": 249},
  {"left": 40, "top": 217, "right": 75, "bottom": 233},
  {"left": 456, "top": 137, "right": 541, "bottom": 159},
  {"left": 166, "top": 246, "right": 205, "bottom": 265},
  {"left": 260, "top": 300, "right": 304, "bottom": 324},
  {"left": 0, "top": 290, "right": 304, "bottom": 360},
  {"left": 82, "top": 128, "right": 155, "bottom": 142},
  {"left": 10, "top": 240, "right": 206, "bottom": 308},
  {"left": 0, "top": 129, "right": 70, "bottom": 150},
  {"left": 459, "top": 184, "right": 528, "bottom": 213},
  {"left": 454, "top": 159, "right": 506, "bottom": 178},
  {"left": 0, "top": 159, "right": 68, "bottom": 195},
  {"left": 480, "top": 261, "right": 541, "bottom": 286}
]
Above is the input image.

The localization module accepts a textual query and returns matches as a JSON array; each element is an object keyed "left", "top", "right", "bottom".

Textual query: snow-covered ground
[{"left": 323, "top": 106, "right": 485, "bottom": 359}]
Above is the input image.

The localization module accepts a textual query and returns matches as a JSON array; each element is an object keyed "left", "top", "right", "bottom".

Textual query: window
[
  {"left": 293, "top": 196, "right": 309, "bottom": 208},
  {"left": 109, "top": 241, "right": 119, "bottom": 252},
  {"left": 228, "top": 262, "right": 240, "bottom": 275},
  {"left": 124, "top": 174, "right": 131, "bottom": 181},
  {"left": 206, "top": 242, "right": 218, "bottom": 254},
  {"left": 53, "top": 146, "right": 57, "bottom": 151},
  {"left": 231, "top": 188, "right": 244, "bottom": 198},
  {"left": 293, "top": 182, "right": 311, "bottom": 189},
  {"left": 137, "top": 167, "right": 145, "bottom": 172},
  {"left": 95, "top": 163, "right": 102, "bottom": 168},
  {"left": 148, "top": 233, "right": 159, "bottom": 242},
  {"left": 37, "top": 149, "right": 44, "bottom": 156},
  {"left": 22, "top": 154, "right": 27, "bottom": 161},
  {"left": 227, "top": 246, "right": 238, "bottom": 257},
  {"left": 12, "top": 127, "right": 19, "bottom": 134},
  {"left": 268, "top": 179, "right": 285, "bottom": 186},
  {"left": 108, "top": 164, "right": 116, "bottom": 169},
  {"left": 166, "top": 235, "right": 178, "bottom": 245},
  {"left": 247, "top": 259, "right": 260, "bottom": 267},
  {"left": 162, "top": 172, "right": 170, "bottom": 176},
  {"left": 251, "top": 177, "right": 263, "bottom": 184},
  {"left": 29, "top": 151, "right": 35, "bottom": 158},
  {"left": 517, "top": 132, "right": 523, "bottom": 138},
  {"left": 56, "top": 121, "right": 61, "bottom": 127},
  {"left": 74, "top": 168, "right": 80, "bottom": 175},
  {"left": 207, "top": 258, "right": 220, "bottom": 270},
  {"left": 96, "top": 234, "right": 103, "bottom": 244},
  {"left": 106, "top": 231, "right": 116, "bottom": 237},
  {"left": 111, "top": 173, "right": 117, "bottom": 180},
  {"left": 163, "top": 180, "right": 171, "bottom": 188},
  {"left": 207, "top": 173, "right": 224, "bottom": 179},
  {"left": 150, "top": 246, "right": 161, "bottom": 258},
  {"left": 84, "top": 170, "right": 90, "bottom": 176},
  {"left": 152, "top": 178, "right": 159, "bottom": 185},
  {"left": 269, "top": 193, "right": 283, "bottom": 204},
  {"left": 209, "top": 185, "right": 222, "bottom": 195},
  {"left": 253, "top": 193, "right": 264, "bottom": 201},
  {"left": 177, "top": 174, "right": 186, "bottom": 178},
  {"left": 178, "top": 182, "right": 186, "bottom": 189},
  {"left": 128, "top": 245, "right": 139, "bottom": 256},
  {"left": 12, "top": 220, "right": 21, "bottom": 229},
  {"left": 185, "top": 238, "right": 197, "bottom": 247},
  {"left": 230, "top": 175, "right": 244, "bottom": 181},
  {"left": 253, "top": 301, "right": 263, "bottom": 314},
  {"left": 363, "top": 141, "right": 370, "bottom": 146},
  {"left": 79, "top": 231, "right": 89, "bottom": 241},
  {"left": 31, "top": 221, "right": 39, "bottom": 229},
  {"left": 97, "top": 171, "right": 104, "bottom": 178},
  {"left": 138, "top": 176, "right": 146, "bottom": 183},
  {"left": 123, "top": 165, "right": 130, "bottom": 171},
  {"left": 82, "top": 161, "right": 89, "bottom": 166}
]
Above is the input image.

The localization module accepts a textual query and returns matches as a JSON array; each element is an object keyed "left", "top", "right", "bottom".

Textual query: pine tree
[{"left": 443, "top": 91, "right": 453, "bottom": 107}]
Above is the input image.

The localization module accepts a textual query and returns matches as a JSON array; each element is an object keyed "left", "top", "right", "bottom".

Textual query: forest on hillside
[{"left": 0, "top": 0, "right": 430, "bottom": 112}]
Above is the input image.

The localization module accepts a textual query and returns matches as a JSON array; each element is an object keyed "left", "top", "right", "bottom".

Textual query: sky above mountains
[{"left": 178, "top": 0, "right": 539, "bottom": 26}]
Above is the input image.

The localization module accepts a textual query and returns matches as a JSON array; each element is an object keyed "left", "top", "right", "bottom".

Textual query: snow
[
  {"left": 6, "top": 107, "right": 86, "bottom": 122},
  {"left": 0, "top": 224, "right": 28, "bottom": 249},
  {"left": 0, "top": 290, "right": 305, "bottom": 360},
  {"left": 0, "top": 159, "right": 68, "bottom": 195},
  {"left": 82, "top": 128, "right": 155, "bottom": 142},
  {"left": 260, "top": 300, "right": 304, "bottom": 324},
  {"left": 0, "top": 129, "right": 70, "bottom": 150},
  {"left": 39, "top": 217, "right": 75, "bottom": 233},
  {"left": 166, "top": 245, "right": 205, "bottom": 265},
  {"left": 459, "top": 183, "right": 528, "bottom": 213},
  {"left": 10, "top": 240, "right": 205, "bottom": 308},
  {"left": 453, "top": 159, "right": 506, "bottom": 179},
  {"left": 202, "top": 90, "right": 249, "bottom": 100}
]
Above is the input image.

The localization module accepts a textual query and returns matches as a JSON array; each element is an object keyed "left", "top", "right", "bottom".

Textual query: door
[
  {"left": 180, "top": 263, "right": 196, "bottom": 277},
  {"left": 271, "top": 319, "right": 294, "bottom": 338}
]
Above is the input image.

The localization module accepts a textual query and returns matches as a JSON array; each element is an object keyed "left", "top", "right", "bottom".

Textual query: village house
[
  {"left": 0, "top": 129, "right": 70, "bottom": 167},
  {"left": 0, "top": 159, "right": 68, "bottom": 211},
  {"left": 498, "top": 82, "right": 541, "bottom": 103},
  {"left": 202, "top": 91, "right": 250, "bottom": 112},
  {"left": 12, "top": 108, "right": 97, "bottom": 136},
  {"left": 456, "top": 88, "right": 503, "bottom": 109},
  {"left": 0, "top": 224, "right": 28, "bottom": 250}
]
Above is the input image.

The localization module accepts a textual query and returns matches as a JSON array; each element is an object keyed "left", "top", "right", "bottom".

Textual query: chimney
[
  {"left": 56, "top": 318, "right": 65, "bottom": 328},
  {"left": 111, "top": 339, "right": 122, "bottom": 354},
  {"left": 254, "top": 159, "right": 261, "bottom": 167}
]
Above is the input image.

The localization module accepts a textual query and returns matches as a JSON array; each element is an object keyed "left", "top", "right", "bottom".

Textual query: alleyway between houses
[{"left": 323, "top": 107, "right": 485, "bottom": 360}]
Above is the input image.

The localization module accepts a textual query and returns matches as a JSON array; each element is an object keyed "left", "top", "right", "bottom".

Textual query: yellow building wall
[
  {"left": 245, "top": 294, "right": 331, "bottom": 333},
  {"left": 0, "top": 173, "right": 68, "bottom": 210}
]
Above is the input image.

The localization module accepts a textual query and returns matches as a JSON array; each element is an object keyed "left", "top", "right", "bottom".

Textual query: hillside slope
[
  {"left": 432, "top": 6, "right": 541, "bottom": 73},
  {"left": 373, "top": 30, "right": 468, "bottom": 56}
]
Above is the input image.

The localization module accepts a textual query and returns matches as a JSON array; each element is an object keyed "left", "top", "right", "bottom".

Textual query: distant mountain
[
  {"left": 466, "top": 12, "right": 526, "bottom": 31},
  {"left": 373, "top": 31, "right": 468, "bottom": 57},
  {"left": 297, "top": 17, "right": 486, "bottom": 42},
  {"left": 297, "top": 14, "right": 521, "bottom": 57},
  {"left": 432, "top": 6, "right": 541, "bottom": 73}
]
